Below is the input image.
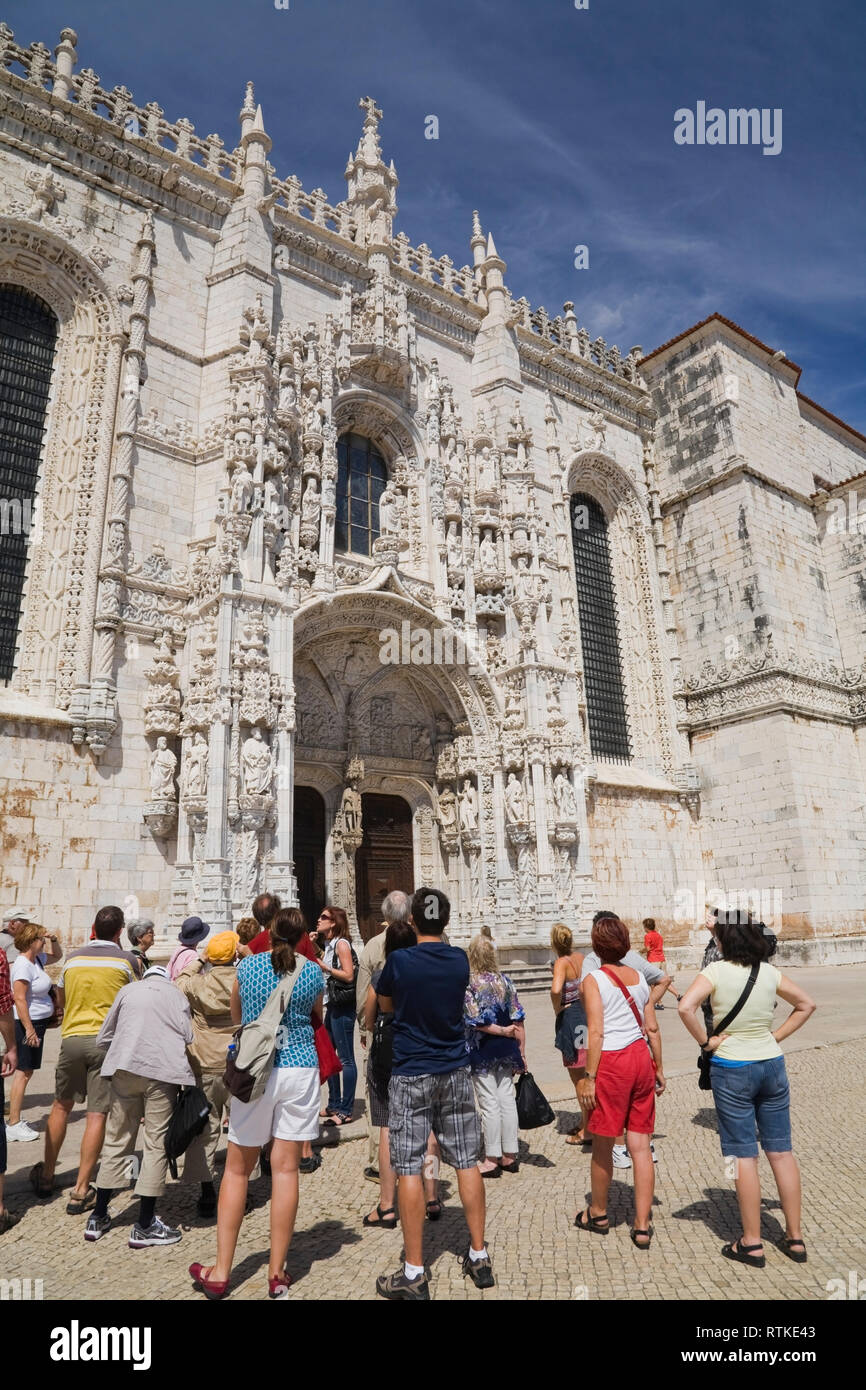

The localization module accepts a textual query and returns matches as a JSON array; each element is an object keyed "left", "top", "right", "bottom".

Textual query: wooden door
[
  {"left": 294, "top": 786, "right": 326, "bottom": 932},
  {"left": 355, "top": 793, "right": 414, "bottom": 943}
]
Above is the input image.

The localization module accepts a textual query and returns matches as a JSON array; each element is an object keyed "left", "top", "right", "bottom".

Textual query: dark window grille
[
  {"left": 0, "top": 287, "right": 57, "bottom": 682},
  {"left": 570, "top": 493, "right": 631, "bottom": 761},
  {"left": 335, "top": 432, "right": 387, "bottom": 557}
]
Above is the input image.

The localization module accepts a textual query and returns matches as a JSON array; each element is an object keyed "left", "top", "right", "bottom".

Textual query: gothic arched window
[
  {"left": 335, "top": 432, "right": 387, "bottom": 557},
  {"left": 570, "top": 492, "right": 631, "bottom": 761},
  {"left": 0, "top": 287, "right": 58, "bottom": 682}
]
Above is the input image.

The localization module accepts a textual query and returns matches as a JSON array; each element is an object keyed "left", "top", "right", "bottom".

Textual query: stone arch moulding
[
  {"left": 0, "top": 219, "right": 124, "bottom": 714},
  {"left": 333, "top": 388, "right": 423, "bottom": 464},
  {"left": 292, "top": 588, "right": 504, "bottom": 746},
  {"left": 564, "top": 448, "right": 675, "bottom": 773}
]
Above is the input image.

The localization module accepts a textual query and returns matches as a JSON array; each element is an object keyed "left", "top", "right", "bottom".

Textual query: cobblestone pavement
[{"left": 2, "top": 1036, "right": 862, "bottom": 1301}]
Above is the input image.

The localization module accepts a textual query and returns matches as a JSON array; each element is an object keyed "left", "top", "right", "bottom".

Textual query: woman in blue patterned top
[
  {"left": 464, "top": 934, "right": 526, "bottom": 1177},
  {"left": 189, "top": 908, "right": 323, "bottom": 1301}
]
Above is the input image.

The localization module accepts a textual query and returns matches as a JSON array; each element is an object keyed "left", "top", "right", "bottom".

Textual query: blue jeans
[
  {"left": 710, "top": 1055, "right": 792, "bottom": 1158},
  {"left": 326, "top": 1007, "right": 357, "bottom": 1118}
]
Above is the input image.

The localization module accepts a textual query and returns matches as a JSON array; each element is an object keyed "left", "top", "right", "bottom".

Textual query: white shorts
[{"left": 227, "top": 1065, "right": 320, "bottom": 1147}]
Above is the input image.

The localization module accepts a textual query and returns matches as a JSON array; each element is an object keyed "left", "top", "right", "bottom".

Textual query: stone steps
[{"left": 504, "top": 962, "right": 554, "bottom": 994}]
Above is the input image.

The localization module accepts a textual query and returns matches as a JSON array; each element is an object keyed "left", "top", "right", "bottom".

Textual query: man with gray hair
[{"left": 357, "top": 890, "right": 412, "bottom": 1179}]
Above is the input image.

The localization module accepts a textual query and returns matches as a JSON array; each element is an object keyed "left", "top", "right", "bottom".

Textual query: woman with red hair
[{"left": 576, "top": 914, "right": 665, "bottom": 1249}]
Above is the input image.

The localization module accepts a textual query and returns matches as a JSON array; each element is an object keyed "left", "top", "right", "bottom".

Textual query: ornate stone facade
[{"left": 1, "top": 27, "right": 864, "bottom": 956}]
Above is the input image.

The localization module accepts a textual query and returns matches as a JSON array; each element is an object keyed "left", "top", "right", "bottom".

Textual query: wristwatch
[{"left": 585, "top": 1073, "right": 596, "bottom": 1081}]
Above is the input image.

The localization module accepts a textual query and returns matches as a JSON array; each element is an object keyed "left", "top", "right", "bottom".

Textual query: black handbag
[
  {"left": 369, "top": 1010, "right": 394, "bottom": 1081},
  {"left": 698, "top": 963, "right": 759, "bottom": 1090},
  {"left": 515, "top": 1071, "right": 555, "bottom": 1129},
  {"left": 164, "top": 1085, "right": 211, "bottom": 1179},
  {"left": 328, "top": 942, "right": 359, "bottom": 1008}
]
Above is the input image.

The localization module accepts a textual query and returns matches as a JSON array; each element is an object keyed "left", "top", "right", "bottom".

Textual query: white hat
[{"left": 2, "top": 907, "right": 30, "bottom": 927}]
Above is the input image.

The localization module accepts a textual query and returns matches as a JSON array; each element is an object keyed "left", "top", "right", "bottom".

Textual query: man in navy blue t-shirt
[{"left": 374, "top": 888, "right": 494, "bottom": 1301}]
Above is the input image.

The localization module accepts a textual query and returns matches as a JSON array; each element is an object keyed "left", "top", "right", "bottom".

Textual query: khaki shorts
[{"left": 55, "top": 1035, "right": 111, "bottom": 1113}]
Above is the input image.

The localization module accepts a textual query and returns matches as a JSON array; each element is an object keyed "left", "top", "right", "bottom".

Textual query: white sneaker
[
  {"left": 612, "top": 1144, "right": 632, "bottom": 1168},
  {"left": 651, "top": 1142, "right": 658, "bottom": 1164},
  {"left": 6, "top": 1121, "right": 39, "bottom": 1142}
]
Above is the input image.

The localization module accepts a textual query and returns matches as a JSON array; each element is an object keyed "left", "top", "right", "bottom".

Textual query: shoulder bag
[
  {"left": 224, "top": 957, "right": 306, "bottom": 1103},
  {"left": 697, "top": 963, "right": 759, "bottom": 1090}
]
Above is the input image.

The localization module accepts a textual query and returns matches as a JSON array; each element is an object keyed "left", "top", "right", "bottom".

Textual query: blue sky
[{"left": 7, "top": 0, "right": 865, "bottom": 430}]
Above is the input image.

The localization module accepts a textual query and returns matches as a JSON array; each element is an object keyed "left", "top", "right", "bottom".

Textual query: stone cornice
[
  {"left": 676, "top": 636, "right": 866, "bottom": 729},
  {"left": 660, "top": 457, "right": 814, "bottom": 512}
]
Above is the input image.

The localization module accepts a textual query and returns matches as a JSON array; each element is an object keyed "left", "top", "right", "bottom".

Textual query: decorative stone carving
[
  {"left": 241, "top": 726, "right": 274, "bottom": 795},
  {"left": 143, "top": 630, "right": 181, "bottom": 736}
]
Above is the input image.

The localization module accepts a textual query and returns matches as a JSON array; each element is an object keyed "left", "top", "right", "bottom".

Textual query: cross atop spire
[{"left": 345, "top": 95, "right": 398, "bottom": 247}]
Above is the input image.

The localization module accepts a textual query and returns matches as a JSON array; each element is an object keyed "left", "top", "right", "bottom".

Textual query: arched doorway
[
  {"left": 355, "top": 793, "right": 413, "bottom": 942},
  {"left": 294, "top": 786, "right": 326, "bottom": 930}
]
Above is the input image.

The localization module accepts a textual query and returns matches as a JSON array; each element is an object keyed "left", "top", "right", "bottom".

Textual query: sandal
[
  {"left": 425, "top": 1200, "right": 442, "bottom": 1222},
  {"left": 480, "top": 1163, "right": 501, "bottom": 1178},
  {"left": 29, "top": 1162, "right": 54, "bottom": 1198},
  {"left": 323, "top": 1113, "right": 351, "bottom": 1127},
  {"left": 574, "top": 1207, "right": 609, "bottom": 1235},
  {"left": 66, "top": 1186, "right": 97, "bottom": 1215},
  {"left": 363, "top": 1204, "right": 398, "bottom": 1229},
  {"left": 721, "top": 1239, "right": 766, "bottom": 1268},
  {"left": 630, "top": 1225, "right": 654, "bottom": 1249},
  {"left": 0, "top": 1210, "right": 21, "bottom": 1234},
  {"left": 500, "top": 1160, "right": 520, "bottom": 1173},
  {"left": 778, "top": 1236, "right": 807, "bottom": 1264}
]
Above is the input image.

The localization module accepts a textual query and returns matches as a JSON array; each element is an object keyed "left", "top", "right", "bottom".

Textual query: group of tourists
[{"left": 0, "top": 891, "right": 816, "bottom": 1296}]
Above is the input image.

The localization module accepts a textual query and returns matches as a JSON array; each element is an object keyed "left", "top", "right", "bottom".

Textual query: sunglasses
[{"left": 318, "top": 914, "right": 333, "bottom": 923}]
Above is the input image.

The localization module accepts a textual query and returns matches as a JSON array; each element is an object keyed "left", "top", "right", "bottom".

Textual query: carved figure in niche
[
  {"left": 587, "top": 410, "right": 607, "bottom": 450},
  {"left": 149, "top": 736, "right": 177, "bottom": 799},
  {"left": 504, "top": 685, "right": 522, "bottom": 723},
  {"left": 231, "top": 461, "right": 254, "bottom": 514},
  {"left": 413, "top": 725, "right": 434, "bottom": 760},
  {"left": 341, "top": 784, "right": 362, "bottom": 833},
  {"left": 553, "top": 770, "right": 578, "bottom": 821},
  {"left": 278, "top": 364, "right": 296, "bottom": 412},
  {"left": 504, "top": 770, "right": 525, "bottom": 823},
  {"left": 446, "top": 521, "right": 462, "bottom": 570},
  {"left": 459, "top": 780, "right": 478, "bottom": 832},
  {"left": 378, "top": 480, "right": 404, "bottom": 536},
  {"left": 438, "top": 787, "right": 457, "bottom": 832},
  {"left": 183, "top": 731, "right": 209, "bottom": 798},
  {"left": 477, "top": 446, "right": 497, "bottom": 493},
  {"left": 513, "top": 555, "right": 536, "bottom": 602},
  {"left": 301, "top": 476, "right": 321, "bottom": 528},
  {"left": 303, "top": 385, "right": 326, "bottom": 434},
  {"left": 241, "top": 727, "right": 273, "bottom": 795},
  {"left": 444, "top": 435, "right": 460, "bottom": 481},
  {"left": 263, "top": 475, "right": 282, "bottom": 516},
  {"left": 547, "top": 682, "right": 563, "bottom": 721},
  {"left": 478, "top": 528, "right": 497, "bottom": 570}
]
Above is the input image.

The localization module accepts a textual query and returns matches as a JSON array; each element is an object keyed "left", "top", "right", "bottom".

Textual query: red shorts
[{"left": 588, "top": 1038, "right": 656, "bottom": 1136}]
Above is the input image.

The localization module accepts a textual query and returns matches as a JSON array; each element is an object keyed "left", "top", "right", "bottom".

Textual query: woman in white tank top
[{"left": 575, "top": 915, "right": 664, "bottom": 1250}]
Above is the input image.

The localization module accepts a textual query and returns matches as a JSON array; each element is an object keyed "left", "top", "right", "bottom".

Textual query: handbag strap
[
  {"left": 707, "top": 963, "right": 760, "bottom": 1044},
  {"left": 600, "top": 965, "right": 646, "bottom": 1037}
]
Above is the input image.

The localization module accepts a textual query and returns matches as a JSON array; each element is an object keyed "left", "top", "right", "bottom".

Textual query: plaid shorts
[{"left": 388, "top": 1066, "right": 481, "bottom": 1176}]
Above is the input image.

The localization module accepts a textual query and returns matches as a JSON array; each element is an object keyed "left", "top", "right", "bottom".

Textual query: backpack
[
  {"left": 369, "top": 1009, "right": 395, "bottom": 1082},
  {"left": 164, "top": 1085, "right": 212, "bottom": 1179},
  {"left": 223, "top": 957, "right": 305, "bottom": 1103},
  {"left": 328, "top": 941, "right": 359, "bottom": 1008}
]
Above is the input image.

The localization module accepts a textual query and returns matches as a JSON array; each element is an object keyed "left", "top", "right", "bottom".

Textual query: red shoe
[
  {"left": 189, "top": 1263, "right": 230, "bottom": 1300},
  {"left": 268, "top": 1269, "right": 293, "bottom": 1300}
]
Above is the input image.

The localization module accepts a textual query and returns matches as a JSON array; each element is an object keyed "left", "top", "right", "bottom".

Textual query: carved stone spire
[{"left": 344, "top": 96, "right": 398, "bottom": 249}]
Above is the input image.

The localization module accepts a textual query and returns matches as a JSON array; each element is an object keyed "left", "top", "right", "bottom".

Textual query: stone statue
[
  {"left": 553, "top": 771, "right": 578, "bottom": 820},
  {"left": 438, "top": 787, "right": 457, "bottom": 832},
  {"left": 413, "top": 725, "right": 434, "bottom": 760},
  {"left": 301, "top": 476, "right": 321, "bottom": 528},
  {"left": 378, "top": 481, "right": 402, "bottom": 536},
  {"left": 341, "top": 784, "right": 361, "bottom": 833},
  {"left": 547, "top": 683, "right": 563, "bottom": 720},
  {"left": 241, "top": 727, "right": 273, "bottom": 795},
  {"left": 478, "top": 528, "right": 497, "bottom": 570},
  {"left": 263, "top": 475, "right": 282, "bottom": 516},
  {"left": 504, "top": 770, "right": 525, "bottom": 824},
  {"left": 459, "top": 780, "right": 478, "bottom": 832},
  {"left": 231, "top": 461, "right": 253, "bottom": 514},
  {"left": 303, "top": 385, "right": 325, "bottom": 434},
  {"left": 278, "top": 364, "right": 296, "bottom": 412},
  {"left": 446, "top": 521, "right": 462, "bottom": 569},
  {"left": 149, "top": 736, "right": 177, "bottom": 800},
  {"left": 477, "top": 446, "right": 496, "bottom": 493},
  {"left": 183, "top": 731, "right": 209, "bottom": 798}
]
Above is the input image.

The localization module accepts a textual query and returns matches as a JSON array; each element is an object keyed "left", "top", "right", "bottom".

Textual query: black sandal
[
  {"left": 722, "top": 1239, "right": 765, "bottom": 1268},
  {"left": 425, "top": 1199, "right": 442, "bottom": 1222},
  {"left": 574, "top": 1207, "right": 609, "bottom": 1235},
  {"left": 29, "top": 1162, "right": 54, "bottom": 1198},
  {"left": 500, "top": 1160, "right": 520, "bottom": 1174},
  {"left": 630, "top": 1225, "right": 654, "bottom": 1249},
  {"left": 363, "top": 1204, "right": 397, "bottom": 1229},
  {"left": 778, "top": 1236, "right": 807, "bottom": 1264}
]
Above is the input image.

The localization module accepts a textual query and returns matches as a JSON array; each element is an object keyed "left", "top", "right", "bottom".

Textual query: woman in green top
[{"left": 678, "top": 916, "right": 815, "bottom": 1269}]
